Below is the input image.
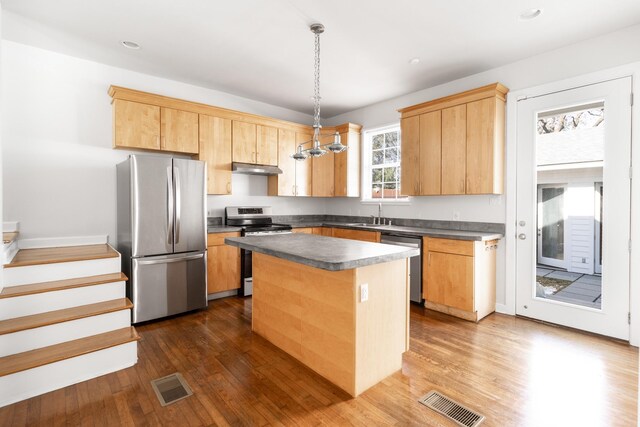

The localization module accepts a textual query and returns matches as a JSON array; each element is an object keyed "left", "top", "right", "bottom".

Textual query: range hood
[{"left": 232, "top": 162, "right": 283, "bottom": 176}]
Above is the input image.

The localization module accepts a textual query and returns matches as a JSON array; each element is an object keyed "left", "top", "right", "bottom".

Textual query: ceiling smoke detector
[
  {"left": 519, "top": 8, "right": 543, "bottom": 21},
  {"left": 121, "top": 40, "right": 141, "bottom": 50},
  {"left": 409, "top": 57, "right": 421, "bottom": 65}
]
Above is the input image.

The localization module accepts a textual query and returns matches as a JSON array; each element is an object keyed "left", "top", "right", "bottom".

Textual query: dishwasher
[{"left": 380, "top": 233, "right": 423, "bottom": 303}]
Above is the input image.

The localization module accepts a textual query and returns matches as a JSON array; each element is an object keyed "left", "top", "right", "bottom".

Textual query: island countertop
[{"left": 225, "top": 233, "right": 419, "bottom": 271}]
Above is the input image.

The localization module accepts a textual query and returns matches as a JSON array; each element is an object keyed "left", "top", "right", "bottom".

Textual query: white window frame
[{"left": 361, "top": 124, "right": 410, "bottom": 203}]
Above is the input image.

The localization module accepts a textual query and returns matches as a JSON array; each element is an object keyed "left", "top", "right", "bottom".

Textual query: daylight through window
[{"left": 363, "top": 126, "right": 405, "bottom": 201}]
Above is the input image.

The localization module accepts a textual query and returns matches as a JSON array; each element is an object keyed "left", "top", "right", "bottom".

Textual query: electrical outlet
[
  {"left": 452, "top": 211, "right": 460, "bottom": 221},
  {"left": 360, "top": 283, "right": 369, "bottom": 302}
]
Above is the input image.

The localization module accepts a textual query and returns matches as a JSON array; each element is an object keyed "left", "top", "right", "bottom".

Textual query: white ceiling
[{"left": 3, "top": 0, "right": 640, "bottom": 118}]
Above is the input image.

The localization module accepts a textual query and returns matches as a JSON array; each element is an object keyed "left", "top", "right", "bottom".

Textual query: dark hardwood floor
[{"left": 1, "top": 298, "right": 637, "bottom": 426}]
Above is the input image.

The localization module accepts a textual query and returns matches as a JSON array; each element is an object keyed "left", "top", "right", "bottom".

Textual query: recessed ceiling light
[
  {"left": 519, "top": 8, "right": 543, "bottom": 21},
  {"left": 409, "top": 57, "right": 421, "bottom": 65},
  {"left": 121, "top": 40, "right": 141, "bottom": 50}
]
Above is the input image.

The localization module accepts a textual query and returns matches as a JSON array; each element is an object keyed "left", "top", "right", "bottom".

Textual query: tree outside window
[{"left": 363, "top": 125, "right": 405, "bottom": 201}]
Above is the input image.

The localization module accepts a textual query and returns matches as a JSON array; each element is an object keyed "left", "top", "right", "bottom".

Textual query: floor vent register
[
  {"left": 151, "top": 373, "right": 193, "bottom": 406},
  {"left": 418, "top": 390, "right": 485, "bottom": 427}
]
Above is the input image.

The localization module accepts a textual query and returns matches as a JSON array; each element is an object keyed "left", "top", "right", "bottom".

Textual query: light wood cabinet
[
  {"left": 419, "top": 111, "right": 441, "bottom": 195},
  {"left": 112, "top": 100, "right": 199, "bottom": 154},
  {"left": 441, "top": 104, "right": 466, "bottom": 195},
  {"left": 334, "top": 124, "right": 361, "bottom": 197},
  {"left": 466, "top": 97, "right": 504, "bottom": 194},
  {"left": 398, "top": 83, "right": 508, "bottom": 196},
  {"left": 313, "top": 227, "right": 331, "bottom": 236},
  {"left": 207, "top": 232, "right": 241, "bottom": 294},
  {"left": 232, "top": 121, "right": 257, "bottom": 164},
  {"left": 331, "top": 228, "right": 381, "bottom": 243},
  {"left": 292, "top": 227, "right": 313, "bottom": 234},
  {"left": 112, "top": 99, "right": 160, "bottom": 150},
  {"left": 267, "top": 129, "right": 296, "bottom": 196},
  {"left": 160, "top": 107, "right": 199, "bottom": 154},
  {"left": 295, "top": 132, "right": 313, "bottom": 197},
  {"left": 232, "top": 121, "right": 279, "bottom": 166},
  {"left": 197, "top": 115, "right": 232, "bottom": 195},
  {"left": 256, "top": 125, "right": 278, "bottom": 166},
  {"left": 423, "top": 237, "right": 498, "bottom": 322},
  {"left": 312, "top": 153, "right": 334, "bottom": 197}
]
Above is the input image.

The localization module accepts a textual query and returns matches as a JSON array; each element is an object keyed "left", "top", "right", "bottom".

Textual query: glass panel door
[{"left": 537, "top": 186, "right": 566, "bottom": 269}]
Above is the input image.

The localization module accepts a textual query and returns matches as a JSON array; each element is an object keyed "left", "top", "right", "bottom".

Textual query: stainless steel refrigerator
[{"left": 117, "top": 154, "right": 207, "bottom": 323}]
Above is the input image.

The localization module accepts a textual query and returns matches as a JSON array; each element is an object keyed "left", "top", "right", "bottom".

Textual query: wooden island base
[{"left": 251, "top": 252, "right": 410, "bottom": 397}]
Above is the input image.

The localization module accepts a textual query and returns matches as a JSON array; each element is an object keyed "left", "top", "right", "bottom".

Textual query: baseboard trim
[
  {"left": 18, "top": 235, "right": 108, "bottom": 250},
  {"left": 207, "top": 289, "right": 238, "bottom": 301}
]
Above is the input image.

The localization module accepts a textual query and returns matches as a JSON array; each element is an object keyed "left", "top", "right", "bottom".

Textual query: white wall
[
  {"left": 1, "top": 40, "right": 327, "bottom": 243},
  {"left": 0, "top": 1, "right": 3, "bottom": 292}
]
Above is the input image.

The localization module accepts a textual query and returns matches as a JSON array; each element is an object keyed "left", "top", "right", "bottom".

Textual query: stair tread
[
  {"left": 4, "top": 244, "right": 119, "bottom": 269},
  {"left": 0, "top": 327, "right": 139, "bottom": 377},
  {"left": 0, "top": 298, "right": 133, "bottom": 335},
  {"left": 0, "top": 272, "right": 128, "bottom": 299}
]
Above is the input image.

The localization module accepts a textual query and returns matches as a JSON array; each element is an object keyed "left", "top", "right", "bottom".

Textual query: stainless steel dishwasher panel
[
  {"left": 131, "top": 251, "right": 207, "bottom": 323},
  {"left": 380, "top": 234, "right": 423, "bottom": 303}
]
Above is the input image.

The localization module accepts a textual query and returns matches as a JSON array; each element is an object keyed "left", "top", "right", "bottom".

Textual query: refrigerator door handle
[
  {"left": 137, "top": 253, "right": 204, "bottom": 265},
  {"left": 166, "top": 166, "right": 174, "bottom": 245},
  {"left": 174, "top": 166, "right": 181, "bottom": 244}
]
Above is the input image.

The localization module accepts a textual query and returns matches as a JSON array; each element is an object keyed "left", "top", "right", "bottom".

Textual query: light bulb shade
[
  {"left": 326, "top": 132, "right": 347, "bottom": 153},
  {"left": 292, "top": 145, "right": 308, "bottom": 161},
  {"left": 308, "top": 146, "right": 327, "bottom": 157}
]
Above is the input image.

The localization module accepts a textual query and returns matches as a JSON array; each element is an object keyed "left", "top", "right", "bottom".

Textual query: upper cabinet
[
  {"left": 160, "top": 107, "right": 199, "bottom": 154},
  {"left": 197, "top": 115, "right": 232, "bottom": 195},
  {"left": 112, "top": 99, "right": 161, "bottom": 151},
  {"left": 333, "top": 124, "right": 361, "bottom": 198},
  {"left": 109, "top": 86, "right": 361, "bottom": 197},
  {"left": 398, "top": 83, "right": 508, "bottom": 195}
]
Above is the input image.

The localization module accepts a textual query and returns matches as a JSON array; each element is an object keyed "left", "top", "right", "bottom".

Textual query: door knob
[{"left": 518, "top": 233, "right": 527, "bottom": 240}]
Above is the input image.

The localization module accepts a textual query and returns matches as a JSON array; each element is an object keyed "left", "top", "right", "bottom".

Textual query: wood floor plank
[
  {"left": 5, "top": 244, "right": 119, "bottom": 268},
  {"left": 0, "top": 272, "right": 128, "bottom": 299},
  {"left": 0, "top": 299, "right": 636, "bottom": 426}
]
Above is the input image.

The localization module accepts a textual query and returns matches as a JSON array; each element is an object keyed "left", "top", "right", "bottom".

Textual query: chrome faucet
[{"left": 378, "top": 203, "right": 383, "bottom": 225}]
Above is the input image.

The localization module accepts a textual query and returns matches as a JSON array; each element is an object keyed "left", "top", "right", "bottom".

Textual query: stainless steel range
[{"left": 225, "top": 206, "right": 292, "bottom": 296}]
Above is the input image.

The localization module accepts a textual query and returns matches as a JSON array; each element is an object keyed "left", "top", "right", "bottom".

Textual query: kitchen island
[{"left": 224, "top": 233, "right": 419, "bottom": 397}]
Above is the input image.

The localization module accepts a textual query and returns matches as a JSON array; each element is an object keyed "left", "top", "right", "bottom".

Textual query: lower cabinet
[
  {"left": 331, "top": 228, "right": 381, "bottom": 243},
  {"left": 423, "top": 237, "right": 498, "bottom": 322},
  {"left": 292, "top": 227, "right": 314, "bottom": 234},
  {"left": 207, "top": 232, "right": 241, "bottom": 294}
]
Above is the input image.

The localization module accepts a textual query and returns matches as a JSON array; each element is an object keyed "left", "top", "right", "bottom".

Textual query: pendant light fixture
[{"left": 292, "top": 23, "right": 347, "bottom": 161}]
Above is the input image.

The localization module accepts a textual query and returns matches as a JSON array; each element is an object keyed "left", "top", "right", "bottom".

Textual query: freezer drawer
[{"left": 130, "top": 251, "right": 207, "bottom": 323}]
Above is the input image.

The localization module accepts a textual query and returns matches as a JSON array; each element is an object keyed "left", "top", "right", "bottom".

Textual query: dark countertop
[
  {"left": 286, "top": 221, "right": 501, "bottom": 241},
  {"left": 225, "top": 234, "right": 419, "bottom": 271},
  {"left": 207, "top": 226, "right": 242, "bottom": 233}
]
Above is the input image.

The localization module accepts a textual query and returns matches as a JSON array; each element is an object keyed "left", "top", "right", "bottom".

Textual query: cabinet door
[
  {"left": 232, "top": 121, "right": 257, "bottom": 163},
  {"left": 207, "top": 244, "right": 241, "bottom": 293},
  {"left": 331, "top": 228, "right": 380, "bottom": 243},
  {"left": 334, "top": 130, "right": 360, "bottom": 197},
  {"left": 312, "top": 227, "right": 329, "bottom": 235},
  {"left": 113, "top": 99, "right": 160, "bottom": 150},
  {"left": 160, "top": 107, "right": 199, "bottom": 154},
  {"left": 441, "top": 104, "right": 466, "bottom": 195},
  {"left": 426, "top": 251, "right": 473, "bottom": 311},
  {"left": 312, "top": 153, "right": 334, "bottom": 197},
  {"left": 467, "top": 97, "right": 503, "bottom": 194},
  {"left": 198, "top": 115, "right": 232, "bottom": 195},
  {"left": 293, "top": 227, "right": 313, "bottom": 234},
  {"left": 256, "top": 125, "right": 278, "bottom": 166},
  {"left": 400, "top": 116, "right": 420, "bottom": 196},
  {"left": 268, "top": 129, "right": 296, "bottom": 196},
  {"left": 295, "top": 132, "right": 313, "bottom": 196},
  {"left": 419, "top": 111, "right": 442, "bottom": 195}
]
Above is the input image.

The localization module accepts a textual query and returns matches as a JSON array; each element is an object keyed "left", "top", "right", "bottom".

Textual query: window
[{"left": 362, "top": 125, "right": 406, "bottom": 201}]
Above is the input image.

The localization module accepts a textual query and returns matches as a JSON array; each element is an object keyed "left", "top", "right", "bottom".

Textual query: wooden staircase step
[
  {"left": 0, "top": 327, "right": 139, "bottom": 377},
  {"left": 4, "top": 244, "right": 119, "bottom": 269},
  {"left": 0, "top": 298, "right": 133, "bottom": 335},
  {"left": 0, "top": 272, "right": 128, "bottom": 299}
]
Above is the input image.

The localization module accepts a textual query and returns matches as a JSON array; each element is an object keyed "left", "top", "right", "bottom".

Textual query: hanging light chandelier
[{"left": 292, "top": 23, "right": 347, "bottom": 161}]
